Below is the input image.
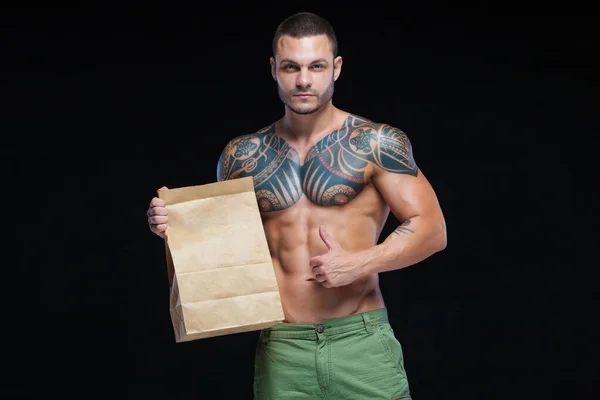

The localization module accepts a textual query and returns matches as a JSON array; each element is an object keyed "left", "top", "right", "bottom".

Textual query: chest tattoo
[{"left": 217, "top": 115, "right": 418, "bottom": 212}]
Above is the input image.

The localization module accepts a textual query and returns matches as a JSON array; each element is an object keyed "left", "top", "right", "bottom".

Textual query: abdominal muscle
[{"left": 261, "top": 185, "right": 390, "bottom": 324}]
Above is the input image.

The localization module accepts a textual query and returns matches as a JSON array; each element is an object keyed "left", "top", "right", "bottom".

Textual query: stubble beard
[{"left": 279, "top": 78, "right": 335, "bottom": 115}]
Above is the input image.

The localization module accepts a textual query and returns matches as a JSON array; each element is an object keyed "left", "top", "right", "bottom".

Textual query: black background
[{"left": 5, "top": 2, "right": 596, "bottom": 399}]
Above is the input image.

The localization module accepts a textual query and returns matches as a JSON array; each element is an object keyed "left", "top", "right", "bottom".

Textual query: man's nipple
[{"left": 333, "top": 194, "right": 349, "bottom": 205}]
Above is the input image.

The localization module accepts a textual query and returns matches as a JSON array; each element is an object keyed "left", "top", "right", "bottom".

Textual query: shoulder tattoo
[{"left": 345, "top": 122, "right": 418, "bottom": 176}]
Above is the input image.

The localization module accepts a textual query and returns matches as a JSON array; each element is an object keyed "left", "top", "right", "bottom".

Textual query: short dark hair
[{"left": 272, "top": 12, "right": 338, "bottom": 57}]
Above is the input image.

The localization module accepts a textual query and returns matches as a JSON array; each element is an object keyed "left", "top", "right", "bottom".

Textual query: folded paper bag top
[{"left": 158, "top": 177, "right": 285, "bottom": 342}]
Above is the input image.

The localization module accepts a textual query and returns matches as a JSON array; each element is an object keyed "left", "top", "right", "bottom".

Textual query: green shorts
[{"left": 253, "top": 308, "right": 411, "bottom": 399}]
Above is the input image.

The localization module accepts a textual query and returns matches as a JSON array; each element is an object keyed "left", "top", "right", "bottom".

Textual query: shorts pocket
[{"left": 375, "top": 323, "right": 407, "bottom": 377}]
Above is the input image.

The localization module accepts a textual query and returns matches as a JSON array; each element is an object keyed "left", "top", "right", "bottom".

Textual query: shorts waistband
[{"left": 260, "top": 308, "right": 388, "bottom": 341}]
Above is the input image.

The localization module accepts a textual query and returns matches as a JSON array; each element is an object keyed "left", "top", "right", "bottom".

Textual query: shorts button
[{"left": 316, "top": 324, "right": 325, "bottom": 333}]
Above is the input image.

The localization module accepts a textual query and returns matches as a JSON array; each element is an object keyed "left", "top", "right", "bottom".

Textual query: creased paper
[{"left": 159, "top": 177, "right": 284, "bottom": 342}]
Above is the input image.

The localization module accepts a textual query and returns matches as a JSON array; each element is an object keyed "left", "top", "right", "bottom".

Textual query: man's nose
[{"left": 296, "top": 69, "right": 312, "bottom": 89}]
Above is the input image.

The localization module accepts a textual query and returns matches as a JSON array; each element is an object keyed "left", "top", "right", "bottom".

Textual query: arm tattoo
[
  {"left": 344, "top": 116, "right": 419, "bottom": 176},
  {"left": 393, "top": 219, "right": 415, "bottom": 235}
]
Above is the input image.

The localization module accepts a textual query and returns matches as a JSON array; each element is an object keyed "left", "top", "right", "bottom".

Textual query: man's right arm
[
  {"left": 216, "top": 140, "right": 234, "bottom": 182},
  {"left": 216, "top": 134, "right": 260, "bottom": 182}
]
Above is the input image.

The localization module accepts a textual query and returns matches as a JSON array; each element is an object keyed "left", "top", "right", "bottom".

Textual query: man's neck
[{"left": 280, "top": 102, "right": 338, "bottom": 145}]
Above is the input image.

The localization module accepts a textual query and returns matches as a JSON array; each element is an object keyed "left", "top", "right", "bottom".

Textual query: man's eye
[
  {"left": 284, "top": 65, "right": 298, "bottom": 71},
  {"left": 312, "top": 65, "right": 324, "bottom": 70}
]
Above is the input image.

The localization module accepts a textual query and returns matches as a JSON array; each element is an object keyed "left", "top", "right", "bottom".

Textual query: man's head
[{"left": 270, "top": 12, "right": 342, "bottom": 115}]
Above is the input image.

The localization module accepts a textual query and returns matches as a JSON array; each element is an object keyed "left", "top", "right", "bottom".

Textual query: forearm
[{"left": 357, "top": 216, "right": 447, "bottom": 276}]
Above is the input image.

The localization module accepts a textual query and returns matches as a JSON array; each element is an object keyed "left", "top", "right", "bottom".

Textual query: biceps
[{"left": 373, "top": 170, "right": 440, "bottom": 222}]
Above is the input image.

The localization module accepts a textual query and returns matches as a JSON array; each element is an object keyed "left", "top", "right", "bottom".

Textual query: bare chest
[{"left": 222, "top": 126, "right": 375, "bottom": 212}]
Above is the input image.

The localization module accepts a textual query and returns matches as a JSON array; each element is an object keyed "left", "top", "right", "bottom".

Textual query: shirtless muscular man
[{"left": 147, "top": 12, "right": 447, "bottom": 400}]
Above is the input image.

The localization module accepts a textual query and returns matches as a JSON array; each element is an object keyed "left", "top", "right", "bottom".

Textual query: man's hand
[
  {"left": 147, "top": 186, "right": 169, "bottom": 238},
  {"left": 309, "top": 225, "right": 363, "bottom": 288}
]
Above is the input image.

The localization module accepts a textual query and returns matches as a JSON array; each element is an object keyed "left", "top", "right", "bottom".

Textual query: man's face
[{"left": 271, "top": 34, "right": 342, "bottom": 115}]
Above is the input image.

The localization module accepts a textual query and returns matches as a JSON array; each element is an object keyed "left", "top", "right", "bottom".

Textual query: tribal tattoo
[
  {"left": 216, "top": 114, "right": 419, "bottom": 212},
  {"left": 393, "top": 219, "right": 415, "bottom": 235},
  {"left": 217, "top": 124, "right": 302, "bottom": 212}
]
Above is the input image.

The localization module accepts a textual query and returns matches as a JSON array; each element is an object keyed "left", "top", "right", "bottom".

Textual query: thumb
[
  {"left": 157, "top": 186, "right": 168, "bottom": 193},
  {"left": 319, "top": 225, "right": 339, "bottom": 250}
]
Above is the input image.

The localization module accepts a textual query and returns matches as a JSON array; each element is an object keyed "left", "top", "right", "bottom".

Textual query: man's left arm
[
  {"left": 310, "top": 125, "right": 447, "bottom": 287},
  {"left": 356, "top": 125, "right": 447, "bottom": 276}
]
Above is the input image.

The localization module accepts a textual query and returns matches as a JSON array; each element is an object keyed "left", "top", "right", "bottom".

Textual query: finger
[
  {"left": 318, "top": 225, "right": 339, "bottom": 250},
  {"left": 150, "top": 197, "right": 166, "bottom": 207},
  {"left": 321, "top": 281, "right": 332, "bottom": 288},
  {"left": 157, "top": 186, "right": 168, "bottom": 192},
  {"left": 152, "top": 223, "right": 167, "bottom": 235},
  {"left": 150, "top": 216, "right": 168, "bottom": 225},
  {"left": 310, "top": 256, "right": 322, "bottom": 268},
  {"left": 313, "top": 267, "right": 326, "bottom": 282},
  {"left": 148, "top": 207, "right": 168, "bottom": 217}
]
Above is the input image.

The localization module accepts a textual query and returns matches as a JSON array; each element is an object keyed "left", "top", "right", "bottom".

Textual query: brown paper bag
[{"left": 158, "top": 177, "right": 284, "bottom": 342}]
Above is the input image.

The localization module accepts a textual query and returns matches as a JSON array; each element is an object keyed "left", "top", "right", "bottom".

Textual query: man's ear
[
  {"left": 333, "top": 56, "right": 343, "bottom": 81},
  {"left": 270, "top": 57, "right": 277, "bottom": 81}
]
